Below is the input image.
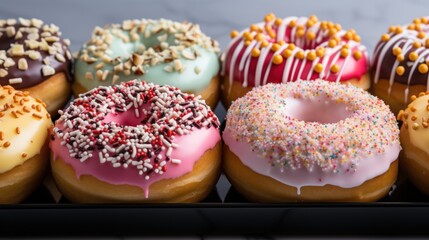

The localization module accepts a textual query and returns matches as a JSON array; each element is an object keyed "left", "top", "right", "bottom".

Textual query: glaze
[
  {"left": 0, "top": 18, "right": 72, "bottom": 89},
  {"left": 222, "top": 14, "right": 368, "bottom": 92},
  {"left": 223, "top": 80, "right": 400, "bottom": 192},
  {"left": 75, "top": 19, "right": 220, "bottom": 93},
  {"left": 0, "top": 85, "right": 51, "bottom": 173}
]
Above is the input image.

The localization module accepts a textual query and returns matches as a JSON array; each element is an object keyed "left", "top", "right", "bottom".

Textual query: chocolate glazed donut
[{"left": 0, "top": 18, "right": 73, "bottom": 115}]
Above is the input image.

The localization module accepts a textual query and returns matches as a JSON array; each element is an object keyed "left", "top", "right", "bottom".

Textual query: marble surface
[{"left": 2, "top": 0, "right": 429, "bottom": 238}]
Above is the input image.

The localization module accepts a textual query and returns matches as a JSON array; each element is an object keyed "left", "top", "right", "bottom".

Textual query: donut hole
[
  {"left": 103, "top": 107, "right": 149, "bottom": 127},
  {"left": 283, "top": 96, "right": 352, "bottom": 124}
]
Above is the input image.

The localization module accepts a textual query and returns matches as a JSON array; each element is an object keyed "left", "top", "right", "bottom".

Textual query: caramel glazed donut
[
  {"left": 372, "top": 17, "right": 429, "bottom": 115},
  {"left": 73, "top": 19, "right": 220, "bottom": 110},
  {"left": 398, "top": 92, "right": 429, "bottom": 196},
  {"left": 223, "top": 80, "right": 400, "bottom": 202},
  {"left": 0, "top": 18, "right": 73, "bottom": 116},
  {"left": 0, "top": 85, "right": 52, "bottom": 203},
  {"left": 221, "top": 14, "right": 370, "bottom": 108},
  {"left": 50, "top": 80, "right": 222, "bottom": 203}
]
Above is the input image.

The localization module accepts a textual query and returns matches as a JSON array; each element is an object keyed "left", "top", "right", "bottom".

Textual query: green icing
[{"left": 75, "top": 20, "right": 220, "bottom": 93}]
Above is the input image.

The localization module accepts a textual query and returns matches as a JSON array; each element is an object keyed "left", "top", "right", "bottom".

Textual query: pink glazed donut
[
  {"left": 221, "top": 14, "right": 370, "bottom": 108},
  {"left": 223, "top": 79, "right": 400, "bottom": 202},
  {"left": 50, "top": 80, "right": 221, "bottom": 203}
]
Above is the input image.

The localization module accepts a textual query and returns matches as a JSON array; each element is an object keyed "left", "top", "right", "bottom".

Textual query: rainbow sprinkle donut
[{"left": 223, "top": 79, "right": 400, "bottom": 202}]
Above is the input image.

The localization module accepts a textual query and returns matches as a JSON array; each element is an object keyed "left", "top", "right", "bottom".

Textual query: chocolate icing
[
  {"left": 373, "top": 29, "right": 429, "bottom": 86},
  {"left": 0, "top": 19, "right": 73, "bottom": 89}
]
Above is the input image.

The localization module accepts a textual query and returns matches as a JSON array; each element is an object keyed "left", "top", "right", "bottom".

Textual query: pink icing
[
  {"left": 51, "top": 123, "right": 220, "bottom": 198},
  {"left": 223, "top": 128, "right": 399, "bottom": 194},
  {"left": 222, "top": 16, "right": 369, "bottom": 88},
  {"left": 50, "top": 81, "right": 221, "bottom": 199}
]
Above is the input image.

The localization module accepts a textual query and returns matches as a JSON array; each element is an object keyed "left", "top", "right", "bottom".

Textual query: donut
[
  {"left": 0, "top": 18, "right": 73, "bottom": 116},
  {"left": 221, "top": 14, "right": 370, "bottom": 109},
  {"left": 73, "top": 19, "right": 220, "bottom": 110},
  {"left": 0, "top": 85, "right": 52, "bottom": 203},
  {"left": 397, "top": 92, "right": 429, "bottom": 196},
  {"left": 50, "top": 80, "right": 221, "bottom": 203},
  {"left": 223, "top": 80, "right": 400, "bottom": 202},
  {"left": 372, "top": 17, "right": 429, "bottom": 115}
]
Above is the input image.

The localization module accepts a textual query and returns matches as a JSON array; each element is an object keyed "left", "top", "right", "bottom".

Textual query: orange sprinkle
[
  {"left": 250, "top": 24, "right": 259, "bottom": 32},
  {"left": 423, "top": 122, "right": 429, "bottom": 128},
  {"left": 328, "top": 28, "right": 337, "bottom": 36},
  {"left": 251, "top": 48, "right": 260, "bottom": 57},
  {"left": 32, "top": 113, "right": 42, "bottom": 119},
  {"left": 381, "top": 34, "right": 390, "bottom": 42},
  {"left": 0, "top": 112, "right": 3, "bottom": 117},
  {"left": 328, "top": 39, "right": 337, "bottom": 48},
  {"left": 261, "top": 40, "right": 269, "bottom": 48},
  {"left": 340, "top": 48, "right": 349, "bottom": 58},
  {"left": 3, "top": 141, "right": 10, "bottom": 148},
  {"left": 353, "top": 50, "right": 362, "bottom": 60},
  {"left": 271, "top": 43, "right": 281, "bottom": 52},
  {"left": 396, "top": 66, "right": 405, "bottom": 76},
  {"left": 409, "top": 52, "right": 419, "bottom": 61},
  {"left": 411, "top": 106, "right": 417, "bottom": 112},
  {"left": 331, "top": 64, "right": 340, "bottom": 73},
  {"left": 344, "top": 31, "right": 353, "bottom": 40},
  {"left": 414, "top": 18, "right": 422, "bottom": 24},
  {"left": 411, "top": 95, "right": 417, "bottom": 101},
  {"left": 412, "top": 123, "right": 420, "bottom": 130},
  {"left": 397, "top": 54, "right": 404, "bottom": 62},
  {"left": 296, "top": 29, "right": 305, "bottom": 38},
  {"left": 277, "top": 40, "right": 286, "bottom": 45},
  {"left": 274, "top": 18, "right": 282, "bottom": 26},
  {"left": 230, "top": 30, "right": 239, "bottom": 38},
  {"left": 419, "top": 64, "right": 429, "bottom": 74},
  {"left": 413, "top": 41, "right": 422, "bottom": 48},
  {"left": 23, "top": 106, "right": 30, "bottom": 113},
  {"left": 255, "top": 33, "right": 264, "bottom": 41},
  {"left": 36, "top": 104, "right": 42, "bottom": 112},
  {"left": 306, "top": 20, "right": 315, "bottom": 28},
  {"left": 395, "top": 27, "right": 403, "bottom": 34},
  {"left": 244, "top": 40, "right": 251, "bottom": 46},
  {"left": 272, "top": 55, "right": 283, "bottom": 64},
  {"left": 15, "top": 127, "right": 20, "bottom": 134},
  {"left": 316, "top": 47, "right": 325, "bottom": 58},
  {"left": 282, "top": 49, "right": 293, "bottom": 58},
  {"left": 0, "top": 131, "right": 3, "bottom": 141},
  {"left": 21, "top": 153, "right": 27, "bottom": 158},
  {"left": 353, "top": 35, "right": 361, "bottom": 42},
  {"left": 307, "top": 51, "right": 317, "bottom": 61},
  {"left": 314, "top": 63, "right": 323, "bottom": 73},
  {"left": 418, "top": 31, "right": 426, "bottom": 39},
  {"left": 392, "top": 47, "right": 402, "bottom": 56},
  {"left": 287, "top": 43, "right": 296, "bottom": 50},
  {"left": 306, "top": 31, "right": 316, "bottom": 40},
  {"left": 295, "top": 51, "right": 305, "bottom": 59},
  {"left": 11, "top": 111, "right": 18, "bottom": 118},
  {"left": 264, "top": 13, "right": 275, "bottom": 22},
  {"left": 288, "top": 20, "right": 296, "bottom": 27},
  {"left": 411, "top": 115, "right": 417, "bottom": 121}
]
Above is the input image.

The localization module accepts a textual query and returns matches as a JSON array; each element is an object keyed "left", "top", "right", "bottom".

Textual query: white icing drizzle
[
  {"left": 254, "top": 43, "right": 272, "bottom": 86},
  {"left": 281, "top": 47, "right": 300, "bottom": 83},
  {"left": 224, "top": 15, "right": 367, "bottom": 90}
]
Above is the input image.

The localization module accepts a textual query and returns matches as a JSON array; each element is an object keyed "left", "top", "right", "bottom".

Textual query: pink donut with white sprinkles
[{"left": 50, "top": 80, "right": 221, "bottom": 203}]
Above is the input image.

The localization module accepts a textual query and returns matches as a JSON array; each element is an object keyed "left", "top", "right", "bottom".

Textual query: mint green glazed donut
[{"left": 73, "top": 18, "right": 220, "bottom": 108}]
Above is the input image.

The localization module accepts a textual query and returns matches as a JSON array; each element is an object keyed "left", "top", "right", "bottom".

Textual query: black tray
[{"left": 2, "top": 173, "right": 429, "bottom": 237}]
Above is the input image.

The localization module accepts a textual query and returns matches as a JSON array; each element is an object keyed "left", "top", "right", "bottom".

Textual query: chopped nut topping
[
  {"left": 10, "top": 44, "right": 25, "bottom": 56},
  {"left": 18, "top": 58, "right": 28, "bottom": 70},
  {"left": 42, "top": 65, "right": 55, "bottom": 76},
  {"left": 0, "top": 69, "right": 8, "bottom": 77},
  {"left": 3, "top": 58, "right": 15, "bottom": 67},
  {"left": 55, "top": 53, "right": 66, "bottom": 62},
  {"left": 9, "top": 78, "right": 23, "bottom": 84}
]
